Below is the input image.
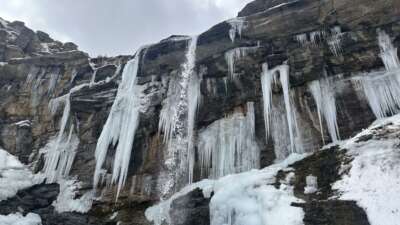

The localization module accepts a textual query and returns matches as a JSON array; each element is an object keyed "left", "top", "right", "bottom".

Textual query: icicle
[
  {"left": 310, "top": 31, "right": 325, "bottom": 45},
  {"left": 360, "top": 73, "right": 400, "bottom": 118},
  {"left": 295, "top": 33, "right": 308, "bottom": 46},
  {"left": 358, "top": 31, "right": 400, "bottom": 119},
  {"left": 93, "top": 47, "right": 145, "bottom": 199},
  {"left": 308, "top": 78, "right": 340, "bottom": 142},
  {"left": 327, "top": 26, "right": 343, "bottom": 56},
  {"left": 225, "top": 46, "right": 259, "bottom": 79},
  {"left": 197, "top": 102, "right": 259, "bottom": 179},
  {"left": 227, "top": 18, "right": 245, "bottom": 43}
]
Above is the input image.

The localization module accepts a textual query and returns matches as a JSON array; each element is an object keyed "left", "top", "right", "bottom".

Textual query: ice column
[
  {"left": 308, "top": 78, "right": 340, "bottom": 142},
  {"left": 261, "top": 62, "right": 298, "bottom": 154}
]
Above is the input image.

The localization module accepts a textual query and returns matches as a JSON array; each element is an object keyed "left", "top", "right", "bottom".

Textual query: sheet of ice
[
  {"left": 53, "top": 179, "right": 93, "bottom": 213},
  {"left": 0, "top": 213, "right": 42, "bottom": 225},
  {"left": 0, "top": 149, "right": 35, "bottom": 201},
  {"left": 197, "top": 102, "right": 260, "bottom": 179},
  {"left": 333, "top": 114, "right": 400, "bottom": 225},
  {"left": 146, "top": 154, "right": 307, "bottom": 225},
  {"left": 94, "top": 47, "right": 145, "bottom": 198}
]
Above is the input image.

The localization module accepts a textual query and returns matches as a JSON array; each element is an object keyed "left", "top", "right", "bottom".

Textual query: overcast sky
[{"left": 0, "top": 0, "right": 252, "bottom": 56}]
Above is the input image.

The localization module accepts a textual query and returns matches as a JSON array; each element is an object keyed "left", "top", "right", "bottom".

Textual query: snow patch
[
  {"left": 0, "top": 213, "right": 42, "bottom": 225},
  {"left": 53, "top": 179, "right": 93, "bottom": 213},
  {"left": 0, "top": 149, "right": 35, "bottom": 201}
]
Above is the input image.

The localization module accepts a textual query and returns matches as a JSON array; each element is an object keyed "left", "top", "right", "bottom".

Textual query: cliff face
[{"left": 0, "top": 0, "right": 399, "bottom": 224}]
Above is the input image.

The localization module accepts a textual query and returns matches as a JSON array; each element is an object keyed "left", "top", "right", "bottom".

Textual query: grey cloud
[{"left": 0, "top": 0, "right": 252, "bottom": 56}]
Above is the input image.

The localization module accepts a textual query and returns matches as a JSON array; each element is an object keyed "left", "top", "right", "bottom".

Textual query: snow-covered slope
[{"left": 333, "top": 115, "right": 400, "bottom": 225}]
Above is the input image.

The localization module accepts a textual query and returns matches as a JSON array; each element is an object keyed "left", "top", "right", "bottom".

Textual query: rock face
[{"left": 0, "top": 0, "right": 399, "bottom": 224}]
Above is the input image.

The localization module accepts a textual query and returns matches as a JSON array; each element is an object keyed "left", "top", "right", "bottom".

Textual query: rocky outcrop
[{"left": 0, "top": 0, "right": 399, "bottom": 224}]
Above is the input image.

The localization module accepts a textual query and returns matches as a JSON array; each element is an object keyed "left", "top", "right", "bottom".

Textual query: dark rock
[
  {"left": 63, "top": 42, "right": 78, "bottom": 51},
  {"left": 169, "top": 188, "right": 210, "bottom": 225},
  {"left": 0, "top": 183, "right": 59, "bottom": 214},
  {"left": 36, "top": 31, "right": 54, "bottom": 43},
  {"left": 293, "top": 200, "right": 370, "bottom": 225},
  {"left": 15, "top": 123, "right": 33, "bottom": 163}
]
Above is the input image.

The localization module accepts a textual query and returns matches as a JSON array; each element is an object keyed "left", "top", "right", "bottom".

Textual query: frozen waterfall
[
  {"left": 43, "top": 94, "right": 79, "bottom": 183},
  {"left": 157, "top": 36, "right": 200, "bottom": 190},
  {"left": 93, "top": 47, "right": 144, "bottom": 198}
]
